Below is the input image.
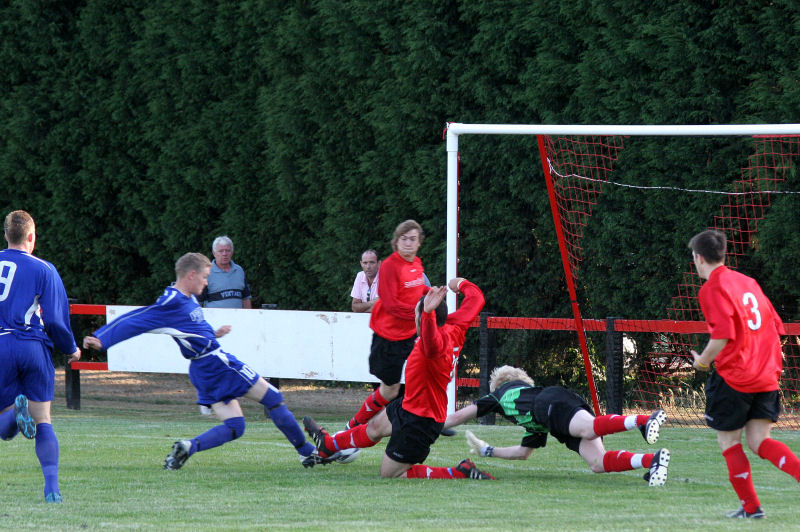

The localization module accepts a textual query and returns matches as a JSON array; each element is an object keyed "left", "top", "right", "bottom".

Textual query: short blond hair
[
  {"left": 175, "top": 252, "right": 211, "bottom": 278},
  {"left": 489, "top": 365, "right": 534, "bottom": 392}
]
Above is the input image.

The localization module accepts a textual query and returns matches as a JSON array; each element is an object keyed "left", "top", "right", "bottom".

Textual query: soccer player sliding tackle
[
  {"left": 443, "top": 365, "right": 670, "bottom": 486},
  {"left": 305, "top": 277, "right": 495, "bottom": 479}
]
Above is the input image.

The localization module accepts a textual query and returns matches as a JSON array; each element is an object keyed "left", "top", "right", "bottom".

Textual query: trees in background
[{"left": 1, "top": 0, "right": 798, "bottom": 329}]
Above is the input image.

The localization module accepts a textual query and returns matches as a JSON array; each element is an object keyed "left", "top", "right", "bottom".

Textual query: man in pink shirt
[
  {"left": 350, "top": 249, "right": 380, "bottom": 313},
  {"left": 689, "top": 229, "right": 800, "bottom": 519}
]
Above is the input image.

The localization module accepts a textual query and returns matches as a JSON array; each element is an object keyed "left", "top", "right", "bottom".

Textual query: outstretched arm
[
  {"left": 419, "top": 286, "right": 448, "bottom": 358},
  {"left": 83, "top": 336, "right": 102, "bottom": 350},
  {"left": 443, "top": 404, "right": 478, "bottom": 429},
  {"left": 465, "top": 430, "right": 534, "bottom": 460},
  {"left": 444, "top": 278, "right": 485, "bottom": 330}
]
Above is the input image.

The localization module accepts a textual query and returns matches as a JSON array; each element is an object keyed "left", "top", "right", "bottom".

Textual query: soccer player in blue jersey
[
  {"left": 0, "top": 210, "right": 81, "bottom": 503},
  {"left": 82, "top": 252, "right": 335, "bottom": 470}
]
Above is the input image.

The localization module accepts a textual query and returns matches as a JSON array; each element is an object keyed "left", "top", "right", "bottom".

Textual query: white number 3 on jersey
[{"left": 742, "top": 292, "right": 762, "bottom": 331}]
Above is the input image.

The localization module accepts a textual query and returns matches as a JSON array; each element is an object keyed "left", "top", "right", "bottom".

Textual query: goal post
[{"left": 446, "top": 123, "right": 800, "bottom": 416}]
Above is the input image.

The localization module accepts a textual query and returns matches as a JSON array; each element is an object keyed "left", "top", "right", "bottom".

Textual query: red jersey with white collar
[
  {"left": 369, "top": 251, "right": 427, "bottom": 341},
  {"left": 402, "top": 280, "right": 485, "bottom": 422},
  {"left": 698, "top": 265, "right": 785, "bottom": 393}
]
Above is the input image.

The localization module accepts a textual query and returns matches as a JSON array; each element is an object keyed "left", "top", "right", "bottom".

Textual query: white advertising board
[{"left": 106, "top": 306, "right": 378, "bottom": 382}]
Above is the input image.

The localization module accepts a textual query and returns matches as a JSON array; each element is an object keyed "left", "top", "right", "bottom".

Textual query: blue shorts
[
  {"left": 188, "top": 350, "right": 260, "bottom": 406},
  {"left": 0, "top": 333, "right": 55, "bottom": 407}
]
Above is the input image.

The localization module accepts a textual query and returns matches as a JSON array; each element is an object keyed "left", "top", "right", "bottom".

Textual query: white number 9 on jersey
[
  {"left": 0, "top": 261, "right": 17, "bottom": 302},
  {"left": 742, "top": 292, "right": 762, "bottom": 331}
]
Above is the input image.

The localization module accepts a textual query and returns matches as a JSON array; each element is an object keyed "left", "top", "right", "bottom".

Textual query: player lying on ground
[
  {"left": 305, "top": 278, "right": 495, "bottom": 479},
  {"left": 443, "top": 366, "right": 670, "bottom": 486},
  {"left": 83, "top": 252, "right": 356, "bottom": 470}
]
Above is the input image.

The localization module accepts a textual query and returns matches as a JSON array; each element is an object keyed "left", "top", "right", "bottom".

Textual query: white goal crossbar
[
  {"left": 444, "top": 122, "right": 800, "bottom": 413},
  {"left": 444, "top": 122, "right": 800, "bottom": 309}
]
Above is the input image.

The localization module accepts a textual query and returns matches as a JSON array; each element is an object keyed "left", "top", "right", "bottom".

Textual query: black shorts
[
  {"left": 533, "top": 386, "right": 592, "bottom": 454},
  {"left": 384, "top": 397, "right": 443, "bottom": 464},
  {"left": 704, "top": 371, "right": 780, "bottom": 431},
  {"left": 368, "top": 334, "right": 416, "bottom": 385}
]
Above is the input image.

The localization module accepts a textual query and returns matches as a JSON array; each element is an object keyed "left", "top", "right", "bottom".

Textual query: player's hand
[
  {"left": 215, "top": 325, "right": 232, "bottom": 338},
  {"left": 66, "top": 348, "right": 81, "bottom": 364},
  {"left": 466, "top": 429, "right": 489, "bottom": 455},
  {"left": 448, "top": 277, "right": 465, "bottom": 294},
  {"left": 690, "top": 349, "right": 710, "bottom": 371},
  {"left": 82, "top": 336, "right": 102, "bottom": 350},
  {"left": 423, "top": 286, "right": 447, "bottom": 313}
]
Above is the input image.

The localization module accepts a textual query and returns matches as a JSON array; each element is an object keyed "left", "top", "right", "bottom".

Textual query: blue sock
[
  {"left": 190, "top": 417, "right": 245, "bottom": 455},
  {"left": 34, "top": 423, "right": 59, "bottom": 496},
  {"left": 0, "top": 408, "right": 18, "bottom": 440},
  {"left": 260, "top": 388, "right": 314, "bottom": 456}
]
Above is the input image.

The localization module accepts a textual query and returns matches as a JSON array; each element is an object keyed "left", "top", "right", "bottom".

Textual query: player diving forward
[
  {"left": 443, "top": 365, "right": 670, "bottom": 486},
  {"left": 83, "top": 252, "right": 355, "bottom": 470}
]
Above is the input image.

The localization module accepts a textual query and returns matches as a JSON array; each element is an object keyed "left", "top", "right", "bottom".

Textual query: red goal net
[{"left": 535, "top": 134, "right": 800, "bottom": 428}]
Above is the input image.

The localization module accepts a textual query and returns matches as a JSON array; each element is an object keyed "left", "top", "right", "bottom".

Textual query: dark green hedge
[{"left": 2, "top": 0, "right": 799, "bottom": 323}]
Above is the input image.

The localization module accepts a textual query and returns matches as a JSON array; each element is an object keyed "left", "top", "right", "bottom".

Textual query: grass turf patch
[{"left": 4, "top": 405, "right": 800, "bottom": 530}]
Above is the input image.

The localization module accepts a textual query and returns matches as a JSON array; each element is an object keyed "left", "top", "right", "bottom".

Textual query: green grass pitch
[{"left": 3, "top": 404, "right": 800, "bottom": 530}]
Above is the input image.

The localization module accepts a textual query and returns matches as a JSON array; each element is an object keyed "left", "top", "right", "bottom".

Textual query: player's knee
[
  {"left": 590, "top": 463, "right": 605, "bottom": 474},
  {"left": 260, "top": 385, "right": 284, "bottom": 410},
  {"left": 748, "top": 438, "right": 765, "bottom": 455},
  {"left": 224, "top": 416, "right": 246, "bottom": 439}
]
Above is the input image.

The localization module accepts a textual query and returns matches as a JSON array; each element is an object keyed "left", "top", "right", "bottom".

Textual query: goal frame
[{"left": 445, "top": 122, "right": 800, "bottom": 414}]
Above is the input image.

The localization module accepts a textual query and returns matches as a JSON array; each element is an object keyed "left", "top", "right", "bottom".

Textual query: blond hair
[
  {"left": 175, "top": 252, "right": 211, "bottom": 278},
  {"left": 489, "top": 365, "right": 534, "bottom": 392}
]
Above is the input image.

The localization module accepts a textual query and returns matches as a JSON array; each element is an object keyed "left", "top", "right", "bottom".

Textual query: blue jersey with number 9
[{"left": 0, "top": 248, "right": 77, "bottom": 354}]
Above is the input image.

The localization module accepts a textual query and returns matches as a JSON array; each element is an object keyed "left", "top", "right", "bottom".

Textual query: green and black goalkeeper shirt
[{"left": 474, "top": 380, "right": 549, "bottom": 448}]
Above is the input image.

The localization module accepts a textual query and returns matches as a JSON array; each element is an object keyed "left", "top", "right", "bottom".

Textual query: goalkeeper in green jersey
[{"left": 443, "top": 366, "right": 670, "bottom": 486}]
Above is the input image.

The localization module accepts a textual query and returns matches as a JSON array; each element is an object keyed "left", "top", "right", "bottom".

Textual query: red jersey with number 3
[
  {"left": 698, "top": 265, "right": 785, "bottom": 393},
  {"left": 370, "top": 252, "right": 427, "bottom": 341},
  {"left": 402, "top": 280, "right": 485, "bottom": 422}
]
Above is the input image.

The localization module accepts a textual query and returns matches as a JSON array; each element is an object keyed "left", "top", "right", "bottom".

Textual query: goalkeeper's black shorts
[{"left": 533, "top": 386, "right": 593, "bottom": 453}]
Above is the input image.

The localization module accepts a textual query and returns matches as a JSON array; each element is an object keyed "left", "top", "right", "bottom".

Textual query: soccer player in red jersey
[
  {"left": 344, "top": 220, "right": 429, "bottom": 430},
  {"left": 689, "top": 229, "right": 800, "bottom": 519},
  {"left": 305, "top": 277, "right": 495, "bottom": 479}
]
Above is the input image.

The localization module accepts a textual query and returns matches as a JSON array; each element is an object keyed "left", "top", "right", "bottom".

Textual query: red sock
[
  {"left": 642, "top": 453, "right": 653, "bottom": 468},
  {"left": 406, "top": 464, "right": 458, "bottom": 479},
  {"left": 758, "top": 438, "right": 800, "bottom": 482},
  {"left": 593, "top": 415, "right": 648, "bottom": 436},
  {"left": 349, "top": 389, "right": 390, "bottom": 426},
  {"left": 723, "top": 443, "right": 760, "bottom": 513},
  {"left": 331, "top": 424, "right": 376, "bottom": 452},
  {"left": 602, "top": 450, "right": 644, "bottom": 472}
]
